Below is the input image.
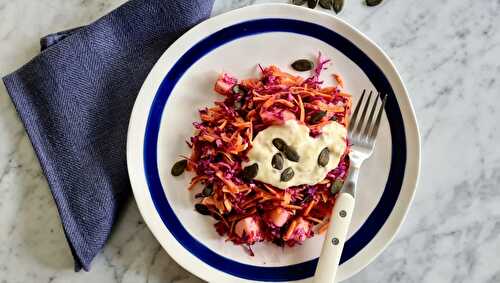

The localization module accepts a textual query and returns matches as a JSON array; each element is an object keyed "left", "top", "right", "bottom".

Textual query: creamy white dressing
[{"left": 244, "top": 120, "right": 347, "bottom": 189}]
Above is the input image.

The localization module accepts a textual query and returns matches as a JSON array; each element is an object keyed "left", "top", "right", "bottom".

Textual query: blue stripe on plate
[{"left": 143, "top": 18, "right": 407, "bottom": 281}]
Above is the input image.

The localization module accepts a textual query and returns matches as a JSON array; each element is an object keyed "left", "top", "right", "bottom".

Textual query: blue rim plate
[{"left": 127, "top": 4, "right": 420, "bottom": 283}]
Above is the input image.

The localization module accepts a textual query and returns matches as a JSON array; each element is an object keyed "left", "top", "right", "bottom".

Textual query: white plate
[{"left": 127, "top": 4, "right": 420, "bottom": 283}]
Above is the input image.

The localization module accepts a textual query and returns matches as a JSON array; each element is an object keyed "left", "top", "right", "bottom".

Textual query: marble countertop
[{"left": 1, "top": 0, "right": 500, "bottom": 282}]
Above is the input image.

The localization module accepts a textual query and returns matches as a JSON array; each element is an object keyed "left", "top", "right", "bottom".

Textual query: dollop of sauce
[{"left": 244, "top": 120, "right": 347, "bottom": 189}]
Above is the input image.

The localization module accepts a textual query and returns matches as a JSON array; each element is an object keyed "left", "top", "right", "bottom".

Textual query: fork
[{"left": 313, "top": 90, "right": 387, "bottom": 283}]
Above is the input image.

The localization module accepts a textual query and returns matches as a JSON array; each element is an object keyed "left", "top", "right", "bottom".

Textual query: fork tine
[
  {"left": 369, "top": 94, "right": 387, "bottom": 141},
  {"left": 348, "top": 89, "right": 366, "bottom": 133},
  {"left": 362, "top": 92, "right": 380, "bottom": 138},
  {"left": 354, "top": 91, "right": 373, "bottom": 136}
]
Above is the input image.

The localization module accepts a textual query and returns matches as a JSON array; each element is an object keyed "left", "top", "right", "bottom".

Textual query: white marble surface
[{"left": 1, "top": 0, "right": 500, "bottom": 282}]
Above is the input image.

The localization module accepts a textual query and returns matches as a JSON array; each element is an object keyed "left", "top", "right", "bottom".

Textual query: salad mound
[{"left": 181, "top": 54, "right": 352, "bottom": 253}]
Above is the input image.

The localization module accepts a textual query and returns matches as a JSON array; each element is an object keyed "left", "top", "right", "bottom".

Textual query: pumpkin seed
[
  {"left": 291, "top": 59, "right": 314, "bottom": 72},
  {"left": 292, "top": 0, "right": 307, "bottom": 5},
  {"left": 202, "top": 185, "right": 214, "bottom": 197},
  {"left": 171, "top": 159, "right": 187, "bottom": 176},
  {"left": 319, "top": 0, "right": 332, "bottom": 9},
  {"left": 330, "top": 115, "right": 338, "bottom": 121},
  {"left": 195, "top": 203, "right": 210, "bottom": 215},
  {"left": 333, "top": 0, "right": 344, "bottom": 13},
  {"left": 281, "top": 167, "right": 295, "bottom": 182},
  {"left": 272, "top": 138, "right": 287, "bottom": 151},
  {"left": 242, "top": 163, "right": 259, "bottom": 180},
  {"left": 330, "top": 180, "right": 344, "bottom": 195},
  {"left": 307, "top": 0, "right": 318, "bottom": 8},
  {"left": 234, "top": 100, "right": 243, "bottom": 110},
  {"left": 366, "top": 0, "right": 383, "bottom": 6},
  {"left": 272, "top": 153, "right": 284, "bottom": 170},
  {"left": 318, "top": 147, "right": 330, "bottom": 167},
  {"left": 283, "top": 145, "right": 300, "bottom": 162},
  {"left": 303, "top": 194, "right": 312, "bottom": 203},
  {"left": 232, "top": 84, "right": 241, "bottom": 94},
  {"left": 310, "top": 110, "right": 327, "bottom": 124}
]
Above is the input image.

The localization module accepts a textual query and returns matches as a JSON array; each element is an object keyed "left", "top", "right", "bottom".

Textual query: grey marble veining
[{"left": 1, "top": 0, "right": 499, "bottom": 282}]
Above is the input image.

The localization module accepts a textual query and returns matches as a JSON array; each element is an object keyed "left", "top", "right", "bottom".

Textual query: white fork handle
[{"left": 313, "top": 192, "right": 355, "bottom": 283}]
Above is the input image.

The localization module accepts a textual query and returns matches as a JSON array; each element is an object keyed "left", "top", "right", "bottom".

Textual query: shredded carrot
[
  {"left": 297, "top": 94, "right": 305, "bottom": 122},
  {"left": 333, "top": 74, "right": 344, "bottom": 88},
  {"left": 306, "top": 216, "right": 323, "bottom": 224},
  {"left": 223, "top": 195, "right": 233, "bottom": 212},
  {"left": 232, "top": 121, "right": 252, "bottom": 128},
  {"left": 215, "top": 171, "right": 238, "bottom": 193},
  {"left": 303, "top": 200, "right": 316, "bottom": 216},
  {"left": 240, "top": 196, "right": 262, "bottom": 208},
  {"left": 262, "top": 184, "right": 279, "bottom": 196},
  {"left": 284, "top": 220, "right": 298, "bottom": 240},
  {"left": 200, "top": 134, "right": 216, "bottom": 142},
  {"left": 283, "top": 191, "right": 291, "bottom": 204},
  {"left": 218, "top": 119, "right": 228, "bottom": 129},
  {"left": 187, "top": 176, "right": 205, "bottom": 191},
  {"left": 319, "top": 179, "right": 330, "bottom": 185},
  {"left": 321, "top": 191, "right": 328, "bottom": 203},
  {"left": 308, "top": 120, "right": 331, "bottom": 132},
  {"left": 284, "top": 204, "right": 303, "bottom": 210},
  {"left": 318, "top": 221, "right": 330, "bottom": 234}
]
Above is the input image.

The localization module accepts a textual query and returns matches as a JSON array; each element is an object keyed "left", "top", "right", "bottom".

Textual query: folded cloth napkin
[{"left": 2, "top": 0, "right": 214, "bottom": 271}]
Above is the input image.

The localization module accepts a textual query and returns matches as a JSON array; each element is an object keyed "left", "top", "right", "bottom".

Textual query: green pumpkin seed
[
  {"left": 283, "top": 145, "right": 300, "bottom": 162},
  {"left": 272, "top": 153, "right": 284, "bottom": 170},
  {"left": 171, "top": 159, "right": 187, "bottom": 176},
  {"left": 272, "top": 138, "right": 287, "bottom": 151},
  {"left": 333, "top": 0, "right": 344, "bottom": 13},
  {"left": 303, "top": 194, "right": 312, "bottom": 203},
  {"left": 234, "top": 100, "right": 243, "bottom": 110},
  {"left": 291, "top": 59, "right": 314, "bottom": 72},
  {"left": 281, "top": 167, "right": 295, "bottom": 182},
  {"left": 202, "top": 185, "right": 214, "bottom": 197},
  {"left": 242, "top": 163, "right": 259, "bottom": 180},
  {"left": 318, "top": 147, "right": 330, "bottom": 167},
  {"left": 366, "top": 0, "right": 383, "bottom": 6},
  {"left": 319, "top": 0, "right": 332, "bottom": 9},
  {"left": 330, "top": 115, "right": 338, "bottom": 121},
  {"left": 310, "top": 110, "right": 327, "bottom": 124},
  {"left": 195, "top": 203, "right": 210, "bottom": 215},
  {"left": 232, "top": 84, "right": 241, "bottom": 94},
  {"left": 330, "top": 180, "right": 344, "bottom": 195},
  {"left": 307, "top": 0, "right": 318, "bottom": 8},
  {"left": 293, "top": 0, "right": 307, "bottom": 5}
]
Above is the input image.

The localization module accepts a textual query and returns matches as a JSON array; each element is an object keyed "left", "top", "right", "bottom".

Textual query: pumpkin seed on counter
[
  {"left": 272, "top": 153, "right": 284, "bottom": 170},
  {"left": 291, "top": 0, "right": 380, "bottom": 13},
  {"left": 171, "top": 159, "right": 187, "bottom": 176},
  {"left": 281, "top": 167, "right": 295, "bottom": 182},
  {"left": 318, "top": 147, "right": 330, "bottom": 167},
  {"left": 291, "top": 59, "right": 314, "bottom": 72}
]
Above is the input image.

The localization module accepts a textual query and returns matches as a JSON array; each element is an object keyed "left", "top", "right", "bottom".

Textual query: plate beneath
[{"left": 127, "top": 4, "right": 420, "bottom": 283}]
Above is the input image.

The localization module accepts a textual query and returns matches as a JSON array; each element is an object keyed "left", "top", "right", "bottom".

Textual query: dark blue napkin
[{"left": 2, "top": 0, "right": 214, "bottom": 271}]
